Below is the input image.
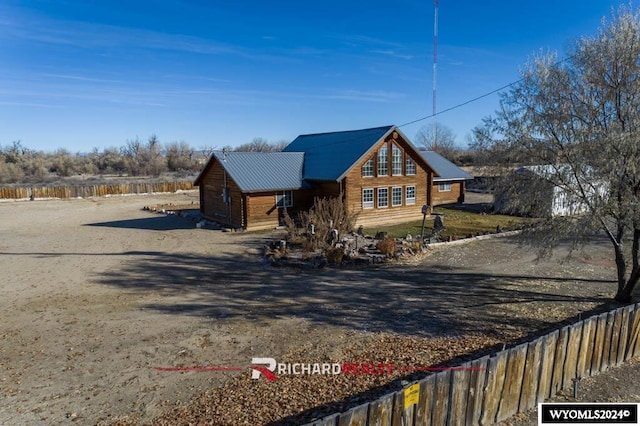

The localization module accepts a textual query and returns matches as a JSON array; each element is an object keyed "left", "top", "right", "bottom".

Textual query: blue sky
[{"left": 0, "top": 1, "right": 633, "bottom": 152}]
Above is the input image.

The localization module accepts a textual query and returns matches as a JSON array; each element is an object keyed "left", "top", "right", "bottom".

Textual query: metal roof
[
  {"left": 283, "top": 125, "right": 395, "bottom": 181},
  {"left": 210, "top": 151, "right": 305, "bottom": 192},
  {"left": 420, "top": 151, "right": 473, "bottom": 181}
]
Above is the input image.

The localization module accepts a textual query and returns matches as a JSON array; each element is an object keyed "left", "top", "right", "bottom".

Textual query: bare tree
[
  {"left": 93, "top": 147, "right": 126, "bottom": 174},
  {"left": 234, "top": 137, "right": 288, "bottom": 152},
  {"left": 165, "top": 141, "right": 195, "bottom": 171},
  {"left": 415, "top": 122, "right": 457, "bottom": 160},
  {"left": 476, "top": 5, "right": 640, "bottom": 302},
  {"left": 121, "top": 135, "right": 166, "bottom": 176}
]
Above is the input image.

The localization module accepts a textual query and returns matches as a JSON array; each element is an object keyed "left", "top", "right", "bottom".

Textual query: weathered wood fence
[
  {"left": 0, "top": 181, "right": 195, "bottom": 200},
  {"left": 306, "top": 303, "right": 640, "bottom": 426}
]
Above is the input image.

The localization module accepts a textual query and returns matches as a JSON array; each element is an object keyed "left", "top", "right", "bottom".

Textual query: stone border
[{"left": 426, "top": 229, "right": 522, "bottom": 248}]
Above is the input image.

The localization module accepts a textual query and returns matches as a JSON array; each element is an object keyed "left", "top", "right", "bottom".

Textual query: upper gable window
[
  {"left": 377, "top": 145, "right": 388, "bottom": 176},
  {"left": 392, "top": 144, "right": 403, "bottom": 176},
  {"left": 362, "top": 158, "right": 374, "bottom": 177},
  {"left": 406, "top": 158, "right": 416, "bottom": 175}
]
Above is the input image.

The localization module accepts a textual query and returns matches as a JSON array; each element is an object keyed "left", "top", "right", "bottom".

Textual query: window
[
  {"left": 406, "top": 158, "right": 416, "bottom": 175},
  {"left": 276, "top": 190, "right": 293, "bottom": 207},
  {"left": 392, "top": 144, "right": 403, "bottom": 176},
  {"left": 438, "top": 182, "right": 452, "bottom": 192},
  {"left": 362, "top": 188, "right": 374, "bottom": 209},
  {"left": 392, "top": 187, "right": 402, "bottom": 206},
  {"left": 362, "top": 158, "right": 374, "bottom": 177},
  {"left": 406, "top": 186, "right": 416, "bottom": 205},
  {"left": 377, "top": 187, "right": 388, "bottom": 208},
  {"left": 377, "top": 145, "right": 388, "bottom": 176}
]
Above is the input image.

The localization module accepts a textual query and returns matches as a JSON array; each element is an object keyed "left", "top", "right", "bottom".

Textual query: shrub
[
  {"left": 297, "top": 195, "right": 360, "bottom": 250},
  {"left": 325, "top": 247, "right": 345, "bottom": 264},
  {"left": 281, "top": 208, "right": 301, "bottom": 240},
  {"left": 376, "top": 237, "right": 397, "bottom": 256}
]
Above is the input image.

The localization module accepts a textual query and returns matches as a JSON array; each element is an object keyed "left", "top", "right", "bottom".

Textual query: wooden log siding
[
  {"left": 343, "top": 134, "right": 431, "bottom": 228},
  {"left": 198, "top": 157, "right": 318, "bottom": 230},
  {"left": 242, "top": 189, "right": 316, "bottom": 231},
  {"left": 431, "top": 181, "right": 465, "bottom": 205},
  {"left": 0, "top": 181, "right": 194, "bottom": 200},
  {"left": 301, "top": 303, "right": 640, "bottom": 426},
  {"left": 199, "top": 160, "right": 244, "bottom": 227}
]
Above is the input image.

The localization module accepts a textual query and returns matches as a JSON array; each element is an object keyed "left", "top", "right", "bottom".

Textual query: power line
[
  {"left": 398, "top": 79, "right": 523, "bottom": 129},
  {"left": 399, "top": 53, "right": 576, "bottom": 129}
]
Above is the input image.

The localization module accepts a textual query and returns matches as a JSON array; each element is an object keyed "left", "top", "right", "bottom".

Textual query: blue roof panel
[{"left": 283, "top": 125, "right": 394, "bottom": 181}]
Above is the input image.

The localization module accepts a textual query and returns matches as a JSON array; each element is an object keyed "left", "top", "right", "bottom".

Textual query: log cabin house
[{"left": 194, "top": 125, "right": 472, "bottom": 231}]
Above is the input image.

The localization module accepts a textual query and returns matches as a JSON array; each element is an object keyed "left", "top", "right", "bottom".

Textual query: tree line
[{"left": 0, "top": 136, "right": 290, "bottom": 184}]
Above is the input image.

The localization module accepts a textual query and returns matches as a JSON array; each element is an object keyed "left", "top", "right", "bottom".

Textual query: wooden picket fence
[
  {"left": 0, "top": 181, "right": 195, "bottom": 200},
  {"left": 305, "top": 303, "right": 640, "bottom": 426}
]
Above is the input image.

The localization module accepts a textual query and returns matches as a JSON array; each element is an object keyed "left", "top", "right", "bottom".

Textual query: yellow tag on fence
[{"left": 404, "top": 383, "right": 420, "bottom": 409}]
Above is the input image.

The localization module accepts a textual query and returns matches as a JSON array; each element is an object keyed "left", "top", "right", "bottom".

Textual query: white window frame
[
  {"left": 392, "top": 186, "right": 402, "bottom": 207},
  {"left": 362, "top": 188, "right": 374, "bottom": 209},
  {"left": 438, "top": 182, "right": 452, "bottom": 192},
  {"left": 377, "top": 145, "right": 388, "bottom": 176},
  {"left": 377, "top": 187, "right": 388, "bottom": 208},
  {"left": 405, "top": 158, "right": 416, "bottom": 176},
  {"left": 392, "top": 143, "right": 403, "bottom": 176},
  {"left": 275, "top": 190, "right": 293, "bottom": 207},
  {"left": 362, "top": 158, "right": 374, "bottom": 177},
  {"left": 405, "top": 185, "right": 416, "bottom": 205}
]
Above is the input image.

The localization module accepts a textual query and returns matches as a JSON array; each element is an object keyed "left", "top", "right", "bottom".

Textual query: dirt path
[{"left": 0, "top": 193, "right": 628, "bottom": 424}]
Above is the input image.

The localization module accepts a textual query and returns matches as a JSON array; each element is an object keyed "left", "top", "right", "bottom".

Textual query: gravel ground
[{"left": 1, "top": 192, "right": 632, "bottom": 425}]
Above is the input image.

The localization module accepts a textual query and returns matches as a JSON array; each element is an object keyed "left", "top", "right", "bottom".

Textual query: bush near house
[
  {"left": 283, "top": 195, "right": 359, "bottom": 250},
  {"left": 376, "top": 237, "right": 397, "bottom": 256}
]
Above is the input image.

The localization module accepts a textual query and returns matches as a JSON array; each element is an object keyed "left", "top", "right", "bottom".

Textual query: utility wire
[
  {"left": 398, "top": 53, "right": 575, "bottom": 129},
  {"left": 398, "top": 79, "right": 523, "bottom": 129}
]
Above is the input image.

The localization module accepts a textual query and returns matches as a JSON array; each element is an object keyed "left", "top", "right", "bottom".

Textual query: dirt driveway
[{"left": 0, "top": 192, "right": 627, "bottom": 424}]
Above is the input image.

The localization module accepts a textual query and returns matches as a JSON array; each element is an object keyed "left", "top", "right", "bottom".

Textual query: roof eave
[
  {"left": 243, "top": 186, "right": 304, "bottom": 194},
  {"left": 433, "top": 176, "right": 473, "bottom": 182}
]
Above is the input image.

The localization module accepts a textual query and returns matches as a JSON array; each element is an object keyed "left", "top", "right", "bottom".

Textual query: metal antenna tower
[{"left": 433, "top": 0, "right": 438, "bottom": 117}]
